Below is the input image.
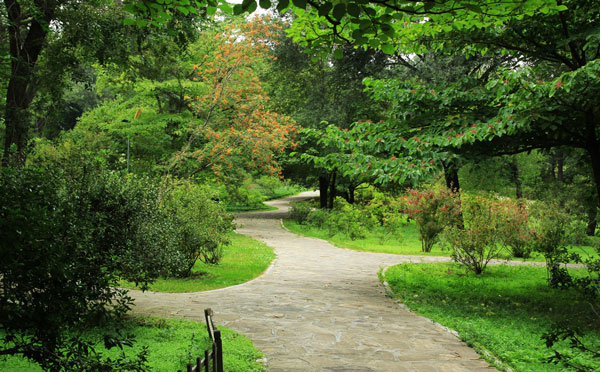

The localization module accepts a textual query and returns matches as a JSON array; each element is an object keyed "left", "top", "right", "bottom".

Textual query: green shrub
[
  {"left": 443, "top": 195, "right": 506, "bottom": 274},
  {"left": 330, "top": 197, "right": 377, "bottom": 240},
  {"left": 495, "top": 198, "right": 533, "bottom": 258},
  {"left": 401, "top": 186, "right": 462, "bottom": 252},
  {"left": 289, "top": 200, "right": 313, "bottom": 224},
  {"left": 0, "top": 165, "right": 169, "bottom": 371},
  {"left": 161, "top": 178, "right": 234, "bottom": 277}
]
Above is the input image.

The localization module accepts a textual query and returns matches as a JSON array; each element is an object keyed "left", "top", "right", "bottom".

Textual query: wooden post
[
  {"left": 204, "top": 350, "right": 210, "bottom": 372},
  {"left": 187, "top": 363, "right": 193, "bottom": 372},
  {"left": 215, "top": 329, "right": 223, "bottom": 372}
]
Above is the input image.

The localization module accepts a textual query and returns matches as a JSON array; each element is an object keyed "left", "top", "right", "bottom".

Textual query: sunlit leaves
[{"left": 181, "top": 17, "right": 298, "bottom": 182}]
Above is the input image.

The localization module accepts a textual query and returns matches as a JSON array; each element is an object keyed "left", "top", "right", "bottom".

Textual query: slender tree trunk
[
  {"left": 556, "top": 150, "right": 564, "bottom": 183},
  {"left": 319, "top": 175, "right": 328, "bottom": 209},
  {"left": 2, "top": 0, "right": 56, "bottom": 166},
  {"left": 348, "top": 184, "right": 355, "bottom": 204},
  {"left": 509, "top": 158, "right": 523, "bottom": 199},
  {"left": 443, "top": 160, "right": 460, "bottom": 192},
  {"left": 327, "top": 170, "right": 336, "bottom": 210}
]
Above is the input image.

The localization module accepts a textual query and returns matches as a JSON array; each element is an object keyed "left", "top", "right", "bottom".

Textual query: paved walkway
[{"left": 129, "top": 191, "right": 498, "bottom": 371}]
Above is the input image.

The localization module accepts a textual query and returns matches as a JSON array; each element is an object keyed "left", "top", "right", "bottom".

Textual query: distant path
[{"left": 129, "top": 191, "right": 497, "bottom": 371}]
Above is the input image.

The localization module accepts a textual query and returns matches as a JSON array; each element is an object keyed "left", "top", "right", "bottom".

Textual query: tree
[{"left": 0, "top": 0, "right": 206, "bottom": 165}]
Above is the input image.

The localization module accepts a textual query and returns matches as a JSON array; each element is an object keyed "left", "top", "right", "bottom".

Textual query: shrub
[
  {"left": 443, "top": 196, "right": 506, "bottom": 274},
  {"left": 330, "top": 197, "right": 377, "bottom": 240},
  {"left": 161, "top": 179, "right": 234, "bottom": 277},
  {"left": 289, "top": 200, "right": 313, "bottom": 224},
  {"left": 528, "top": 201, "right": 590, "bottom": 288},
  {"left": 401, "top": 186, "right": 462, "bottom": 252},
  {"left": 0, "top": 165, "right": 165, "bottom": 371},
  {"left": 495, "top": 198, "right": 533, "bottom": 258}
]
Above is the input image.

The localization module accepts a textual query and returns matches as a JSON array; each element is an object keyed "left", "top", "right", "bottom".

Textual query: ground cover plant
[
  {"left": 121, "top": 233, "right": 275, "bottom": 293},
  {"left": 284, "top": 203, "right": 596, "bottom": 262},
  {"left": 383, "top": 263, "right": 600, "bottom": 372},
  {"left": 0, "top": 316, "right": 264, "bottom": 372}
]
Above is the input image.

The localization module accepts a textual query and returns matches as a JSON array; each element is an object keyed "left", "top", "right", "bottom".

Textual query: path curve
[{"left": 129, "top": 191, "right": 497, "bottom": 372}]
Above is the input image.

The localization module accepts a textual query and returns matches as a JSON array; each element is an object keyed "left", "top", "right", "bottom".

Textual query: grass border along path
[
  {"left": 382, "top": 262, "right": 600, "bottom": 372},
  {"left": 283, "top": 219, "right": 597, "bottom": 263},
  {"left": 121, "top": 233, "right": 275, "bottom": 293},
  {"left": 0, "top": 316, "right": 264, "bottom": 372}
]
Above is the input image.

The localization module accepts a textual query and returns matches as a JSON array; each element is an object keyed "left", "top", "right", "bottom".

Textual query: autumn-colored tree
[{"left": 171, "top": 16, "right": 297, "bottom": 184}]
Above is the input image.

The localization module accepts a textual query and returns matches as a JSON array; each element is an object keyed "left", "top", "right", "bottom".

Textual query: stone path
[{"left": 129, "top": 191, "right": 498, "bottom": 372}]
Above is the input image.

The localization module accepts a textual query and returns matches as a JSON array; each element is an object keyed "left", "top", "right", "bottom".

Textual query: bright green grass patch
[
  {"left": 383, "top": 263, "right": 600, "bottom": 372},
  {"left": 283, "top": 219, "right": 598, "bottom": 262},
  {"left": 0, "top": 316, "right": 264, "bottom": 372},
  {"left": 226, "top": 203, "right": 278, "bottom": 213},
  {"left": 121, "top": 233, "right": 275, "bottom": 293}
]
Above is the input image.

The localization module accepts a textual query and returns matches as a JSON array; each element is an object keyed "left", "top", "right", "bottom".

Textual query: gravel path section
[{"left": 129, "top": 191, "right": 498, "bottom": 372}]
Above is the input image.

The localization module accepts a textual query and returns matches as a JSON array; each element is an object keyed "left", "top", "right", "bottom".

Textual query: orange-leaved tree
[{"left": 170, "top": 16, "right": 297, "bottom": 184}]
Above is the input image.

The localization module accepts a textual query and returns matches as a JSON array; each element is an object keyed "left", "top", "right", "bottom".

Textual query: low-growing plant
[
  {"left": 495, "top": 198, "right": 533, "bottom": 258},
  {"left": 161, "top": 178, "right": 235, "bottom": 277},
  {"left": 527, "top": 201, "right": 589, "bottom": 288},
  {"left": 401, "top": 186, "right": 462, "bottom": 252},
  {"left": 443, "top": 196, "right": 506, "bottom": 274},
  {"left": 0, "top": 165, "right": 169, "bottom": 371},
  {"left": 289, "top": 200, "right": 312, "bottom": 224}
]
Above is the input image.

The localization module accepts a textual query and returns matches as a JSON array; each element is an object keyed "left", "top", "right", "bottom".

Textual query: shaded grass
[
  {"left": 121, "top": 233, "right": 275, "bottom": 293},
  {"left": 0, "top": 316, "right": 264, "bottom": 372},
  {"left": 283, "top": 219, "right": 598, "bottom": 262},
  {"left": 383, "top": 263, "right": 599, "bottom": 372}
]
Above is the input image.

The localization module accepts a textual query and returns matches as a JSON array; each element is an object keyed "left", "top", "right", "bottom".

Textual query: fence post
[
  {"left": 187, "top": 363, "right": 193, "bottom": 372},
  {"left": 204, "top": 350, "right": 210, "bottom": 372},
  {"left": 215, "top": 329, "right": 223, "bottom": 372}
]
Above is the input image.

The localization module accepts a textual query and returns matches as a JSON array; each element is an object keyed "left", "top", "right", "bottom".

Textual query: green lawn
[
  {"left": 283, "top": 219, "right": 598, "bottom": 262},
  {"left": 383, "top": 263, "right": 600, "bottom": 372},
  {"left": 121, "top": 233, "right": 275, "bottom": 292},
  {"left": 0, "top": 316, "right": 264, "bottom": 372}
]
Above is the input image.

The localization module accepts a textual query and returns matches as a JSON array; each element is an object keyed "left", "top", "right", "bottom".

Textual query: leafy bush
[
  {"left": 289, "top": 200, "right": 313, "bottom": 224},
  {"left": 495, "top": 198, "right": 533, "bottom": 258},
  {"left": 330, "top": 197, "right": 377, "bottom": 240},
  {"left": 401, "top": 186, "right": 462, "bottom": 252},
  {"left": 366, "top": 193, "right": 407, "bottom": 242},
  {"left": 443, "top": 195, "right": 506, "bottom": 274},
  {"left": 161, "top": 179, "right": 234, "bottom": 277},
  {"left": 0, "top": 165, "right": 168, "bottom": 370},
  {"left": 528, "top": 201, "right": 591, "bottom": 287}
]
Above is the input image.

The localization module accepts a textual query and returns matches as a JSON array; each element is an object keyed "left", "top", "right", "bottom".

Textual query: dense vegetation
[
  {"left": 1, "top": 0, "right": 598, "bottom": 371},
  {"left": 383, "top": 263, "right": 599, "bottom": 372}
]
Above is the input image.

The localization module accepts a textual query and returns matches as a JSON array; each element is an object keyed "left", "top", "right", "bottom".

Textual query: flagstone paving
[{"left": 129, "top": 191, "right": 501, "bottom": 372}]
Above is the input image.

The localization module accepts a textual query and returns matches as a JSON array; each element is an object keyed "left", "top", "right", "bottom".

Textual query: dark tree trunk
[
  {"left": 327, "top": 170, "right": 336, "bottom": 210},
  {"left": 586, "top": 216, "right": 598, "bottom": 236},
  {"left": 2, "top": 0, "right": 56, "bottom": 166},
  {"left": 586, "top": 138, "right": 599, "bottom": 199},
  {"left": 348, "top": 185, "right": 355, "bottom": 204},
  {"left": 556, "top": 150, "right": 564, "bottom": 183},
  {"left": 319, "top": 175, "right": 328, "bottom": 209},
  {"left": 509, "top": 159, "right": 523, "bottom": 199},
  {"left": 443, "top": 160, "right": 460, "bottom": 192}
]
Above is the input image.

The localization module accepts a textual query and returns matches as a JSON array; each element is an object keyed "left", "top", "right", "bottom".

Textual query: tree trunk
[
  {"left": 348, "top": 185, "right": 355, "bottom": 204},
  {"left": 319, "top": 175, "right": 328, "bottom": 209},
  {"left": 556, "top": 150, "right": 564, "bottom": 183},
  {"left": 2, "top": 0, "right": 56, "bottom": 166},
  {"left": 327, "top": 170, "right": 336, "bottom": 210},
  {"left": 509, "top": 158, "right": 523, "bottom": 199},
  {"left": 443, "top": 160, "right": 460, "bottom": 192}
]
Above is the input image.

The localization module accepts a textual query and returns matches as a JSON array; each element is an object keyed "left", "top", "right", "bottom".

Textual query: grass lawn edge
[{"left": 377, "top": 265, "right": 513, "bottom": 372}]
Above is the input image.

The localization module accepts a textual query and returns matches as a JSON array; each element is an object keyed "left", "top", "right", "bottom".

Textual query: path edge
[{"left": 379, "top": 265, "right": 513, "bottom": 372}]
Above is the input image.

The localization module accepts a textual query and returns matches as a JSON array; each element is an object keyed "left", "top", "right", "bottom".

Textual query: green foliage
[
  {"left": 0, "top": 165, "right": 169, "bottom": 370},
  {"left": 443, "top": 195, "right": 508, "bottom": 274},
  {"left": 384, "top": 263, "right": 600, "bottom": 372},
  {"left": 289, "top": 200, "right": 313, "bottom": 224},
  {"left": 162, "top": 178, "right": 234, "bottom": 276},
  {"left": 0, "top": 316, "right": 265, "bottom": 372},
  {"left": 401, "top": 186, "right": 462, "bottom": 252},
  {"left": 121, "top": 233, "right": 276, "bottom": 293},
  {"left": 495, "top": 198, "right": 532, "bottom": 258}
]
